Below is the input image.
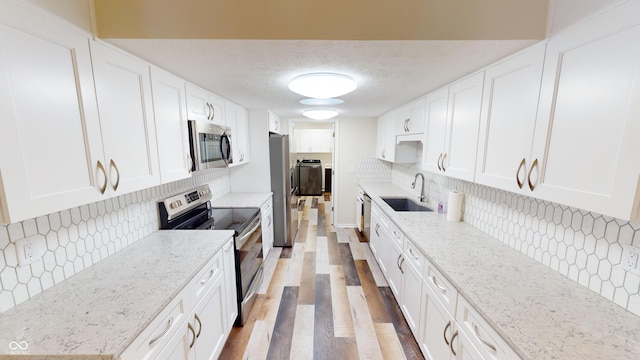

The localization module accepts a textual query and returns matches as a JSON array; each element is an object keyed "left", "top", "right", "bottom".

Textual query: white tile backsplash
[
  {"left": 0, "top": 168, "right": 230, "bottom": 313},
  {"left": 390, "top": 160, "right": 640, "bottom": 318}
]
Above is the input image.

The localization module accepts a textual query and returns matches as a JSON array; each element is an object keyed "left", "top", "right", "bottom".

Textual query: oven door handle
[{"left": 237, "top": 217, "right": 261, "bottom": 245}]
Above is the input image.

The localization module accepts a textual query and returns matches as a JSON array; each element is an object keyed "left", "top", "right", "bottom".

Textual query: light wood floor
[{"left": 219, "top": 195, "right": 423, "bottom": 360}]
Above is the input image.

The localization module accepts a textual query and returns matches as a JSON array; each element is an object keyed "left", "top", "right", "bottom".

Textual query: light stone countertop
[
  {"left": 0, "top": 230, "right": 234, "bottom": 359},
  {"left": 212, "top": 192, "right": 272, "bottom": 208},
  {"left": 360, "top": 182, "right": 640, "bottom": 360}
]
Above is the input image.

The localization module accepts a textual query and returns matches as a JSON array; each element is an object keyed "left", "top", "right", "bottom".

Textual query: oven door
[
  {"left": 235, "top": 214, "right": 263, "bottom": 325},
  {"left": 188, "top": 120, "right": 232, "bottom": 170}
]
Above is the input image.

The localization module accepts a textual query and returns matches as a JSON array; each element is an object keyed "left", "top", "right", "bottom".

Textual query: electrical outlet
[
  {"left": 622, "top": 245, "right": 640, "bottom": 275},
  {"left": 15, "top": 235, "right": 45, "bottom": 267}
]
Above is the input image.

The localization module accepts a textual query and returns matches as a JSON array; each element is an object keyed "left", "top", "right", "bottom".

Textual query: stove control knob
[{"left": 169, "top": 202, "right": 177, "bottom": 209}]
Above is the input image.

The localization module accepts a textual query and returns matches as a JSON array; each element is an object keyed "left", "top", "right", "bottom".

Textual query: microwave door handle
[{"left": 222, "top": 134, "right": 231, "bottom": 165}]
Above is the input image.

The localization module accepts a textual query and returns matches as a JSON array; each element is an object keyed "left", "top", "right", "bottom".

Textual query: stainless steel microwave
[{"left": 188, "top": 120, "right": 232, "bottom": 170}]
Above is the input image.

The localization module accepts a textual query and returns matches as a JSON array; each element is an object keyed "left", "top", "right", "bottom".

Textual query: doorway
[{"left": 289, "top": 119, "right": 338, "bottom": 226}]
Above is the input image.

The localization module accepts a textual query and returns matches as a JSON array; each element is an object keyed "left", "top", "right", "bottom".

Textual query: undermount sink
[{"left": 381, "top": 197, "right": 433, "bottom": 212}]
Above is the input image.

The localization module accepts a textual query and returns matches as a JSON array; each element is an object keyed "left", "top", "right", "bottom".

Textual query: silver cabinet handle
[
  {"left": 474, "top": 324, "right": 497, "bottom": 353},
  {"left": 194, "top": 313, "right": 202, "bottom": 338},
  {"left": 443, "top": 321, "right": 452, "bottom": 345},
  {"left": 408, "top": 247, "right": 419, "bottom": 260},
  {"left": 437, "top": 153, "right": 443, "bottom": 171},
  {"left": 450, "top": 330, "right": 458, "bottom": 356},
  {"left": 148, "top": 317, "right": 173, "bottom": 345},
  {"left": 399, "top": 256, "right": 405, "bottom": 274},
  {"left": 211, "top": 104, "right": 215, "bottom": 119},
  {"left": 516, "top": 158, "right": 526, "bottom": 189},
  {"left": 109, "top": 159, "right": 120, "bottom": 191},
  {"left": 375, "top": 223, "right": 380, "bottom": 236},
  {"left": 430, "top": 275, "right": 447, "bottom": 293},
  {"left": 396, "top": 254, "right": 402, "bottom": 271},
  {"left": 381, "top": 150, "right": 386, "bottom": 159},
  {"left": 528, "top": 158, "right": 538, "bottom": 191},
  {"left": 188, "top": 322, "right": 196, "bottom": 349},
  {"left": 442, "top": 153, "right": 447, "bottom": 172},
  {"left": 96, "top": 161, "right": 108, "bottom": 194},
  {"left": 200, "top": 269, "right": 216, "bottom": 285},
  {"left": 267, "top": 214, "right": 272, "bottom": 227}
]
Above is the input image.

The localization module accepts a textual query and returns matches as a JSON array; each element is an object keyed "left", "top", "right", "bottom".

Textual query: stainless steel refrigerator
[{"left": 269, "top": 134, "right": 298, "bottom": 247}]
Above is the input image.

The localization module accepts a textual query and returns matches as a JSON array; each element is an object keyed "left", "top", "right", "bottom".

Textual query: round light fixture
[
  {"left": 302, "top": 109, "right": 339, "bottom": 120},
  {"left": 300, "top": 98, "right": 344, "bottom": 106},
  {"left": 288, "top": 73, "right": 357, "bottom": 99}
]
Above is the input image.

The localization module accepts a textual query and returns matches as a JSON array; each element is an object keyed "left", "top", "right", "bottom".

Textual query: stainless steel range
[{"left": 158, "top": 184, "right": 263, "bottom": 326}]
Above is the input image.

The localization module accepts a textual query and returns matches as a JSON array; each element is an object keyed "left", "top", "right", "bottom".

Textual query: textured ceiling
[{"left": 107, "top": 39, "right": 538, "bottom": 118}]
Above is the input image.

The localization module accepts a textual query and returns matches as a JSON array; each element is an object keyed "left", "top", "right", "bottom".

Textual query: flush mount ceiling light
[
  {"left": 299, "top": 98, "right": 344, "bottom": 106},
  {"left": 302, "top": 109, "right": 339, "bottom": 120},
  {"left": 288, "top": 73, "right": 357, "bottom": 99}
]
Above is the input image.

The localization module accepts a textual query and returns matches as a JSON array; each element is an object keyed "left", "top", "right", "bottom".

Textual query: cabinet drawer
[
  {"left": 388, "top": 223, "right": 404, "bottom": 248},
  {"left": 119, "top": 295, "right": 188, "bottom": 360},
  {"left": 456, "top": 296, "right": 521, "bottom": 360},
  {"left": 188, "top": 249, "right": 224, "bottom": 309},
  {"left": 424, "top": 261, "right": 458, "bottom": 316},
  {"left": 403, "top": 240, "right": 425, "bottom": 274}
]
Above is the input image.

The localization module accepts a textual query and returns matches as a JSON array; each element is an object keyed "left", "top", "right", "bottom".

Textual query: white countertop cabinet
[
  {"left": 0, "top": 3, "right": 107, "bottom": 224},
  {"left": 90, "top": 40, "right": 161, "bottom": 195},
  {"left": 150, "top": 66, "right": 192, "bottom": 183},
  {"left": 528, "top": 5, "right": 640, "bottom": 222},
  {"left": 376, "top": 110, "right": 418, "bottom": 163}
]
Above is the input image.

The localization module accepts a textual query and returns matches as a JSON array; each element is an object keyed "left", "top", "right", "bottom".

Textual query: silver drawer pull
[
  {"left": 431, "top": 276, "right": 447, "bottom": 293},
  {"left": 200, "top": 269, "right": 216, "bottom": 285},
  {"left": 408, "top": 247, "right": 419, "bottom": 260},
  {"left": 473, "top": 324, "right": 497, "bottom": 352},
  {"left": 148, "top": 317, "right": 173, "bottom": 345}
]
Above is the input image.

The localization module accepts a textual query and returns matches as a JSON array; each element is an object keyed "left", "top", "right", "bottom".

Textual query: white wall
[
  {"left": 229, "top": 109, "right": 272, "bottom": 193},
  {"left": 336, "top": 117, "right": 377, "bottom": 226}
]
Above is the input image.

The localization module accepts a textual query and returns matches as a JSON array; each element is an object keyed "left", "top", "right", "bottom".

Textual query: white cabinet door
[
  {"left": 150, "top": 66, "right": 192, "bottom": 183},
  {"left": 192, "top": 274, "right": 227, "bottom": 360},
  {"left": 227, "top": 102, "right": 250, "bottom": 165},
  {"left": 386, "top": 240, "right": 403, "bottom": 298},
  {"left": 400, "top": 259, "right": 423, "bottom": 336},
  {"left": 261, "top": 198, "right": 274, "bottom": 257},
  {"left": 396, "top": 97, "right": 426, "bottom": 135},
  {"left": 475, "top": 42, "right": 546, "bottom": 192},
  {"left": 422, "top": 88, "right": 449, "bottom": 174},
  {"left": 531, "top": 15, "right": 640, "bottom": 222},
  {"left": 443, "top": 72, "right": 484, "bottom": 181},
  {"left": 0, "top": 17, "right": 106, "bottom": 224},
  {"left": 268, "top": 110, "right": 281, "bottom": 133},
  {"left": 222, "top": 239, "right": 238, "bottom": 332},
  {"left": 383, "top": 111, "right": 397, "bottom": 161},
  {"left": 420, "top": 282, "right": 455, "bottom": 360},
  {"left": 90, "top": 41, "right": 160, "bottom": 195}
]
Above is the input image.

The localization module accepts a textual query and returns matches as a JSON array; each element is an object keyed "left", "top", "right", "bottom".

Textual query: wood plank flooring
[{"left": 219, "top": 195, "right": 423, "bottom": 360}]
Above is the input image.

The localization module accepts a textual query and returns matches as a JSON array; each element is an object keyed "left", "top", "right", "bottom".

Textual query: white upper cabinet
[
  {"left": 375, "top": 115, "right": 386, "bottom": 159},
  {"left": 530, "top": 5, "right": 640, "bottom": 222},
  {"left": 444, "top": 72, "right": 484, "bottom": 181},
  {"left": 422, "top": 88, "right": 449, "bottom": 173},
  {"left": 226, "top": 100, "right": 250, "bottom": 166},
  {"left": 396, "top": 97, "right": 426, "bottom": 135},
  {"left": 185, "top": 83, "right": 226, "bottom": 127},
  {"left": 377, "top": 110, "right": 418, "bottom": 163},
  {"left": 422, "top": 73, "right": 484, "bottom": 181},
  {"left": 0, "top": 4, "right": 106, "bottom": 224},
  {"left": 296, "top": 129, "right": 333, "bottom": 153},
  {"left": 268, "top": 110, "right": 281, "bottom": 133},
  {"left": 474, "top": 42, "right": 546, "bottom": 192},
  {"left": 150, "top": 66, "right": 192, "bottom": 183},
  {"left": 90, "top": 41, "right": 160, "bottom": 195}
]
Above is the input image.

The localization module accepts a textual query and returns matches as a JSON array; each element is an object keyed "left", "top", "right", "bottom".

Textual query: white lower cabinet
[
  {"left": 386, "top": 237, "right": 404, "bottom": 299},
  {"left": 369, "top": 204, "right": 388, "bottom": 275},
  {"left": 120, "top": 238, "right": 235, "bottom": 360},
  {"left": 261, "top": 197, "right": 274, "bottom": 257}
]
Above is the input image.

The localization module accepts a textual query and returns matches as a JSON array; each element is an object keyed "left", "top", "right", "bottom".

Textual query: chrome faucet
[{"left": 412, "top": 172, "right": 427, "bottom": 203}]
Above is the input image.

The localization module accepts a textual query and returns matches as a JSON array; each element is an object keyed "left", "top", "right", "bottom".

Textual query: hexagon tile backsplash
[
  {"left": 391, "top": 161, "right": 640, "bottom": 318},
  {"left": 0, "top": 168, "right": 231, "bottom": 313}
]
